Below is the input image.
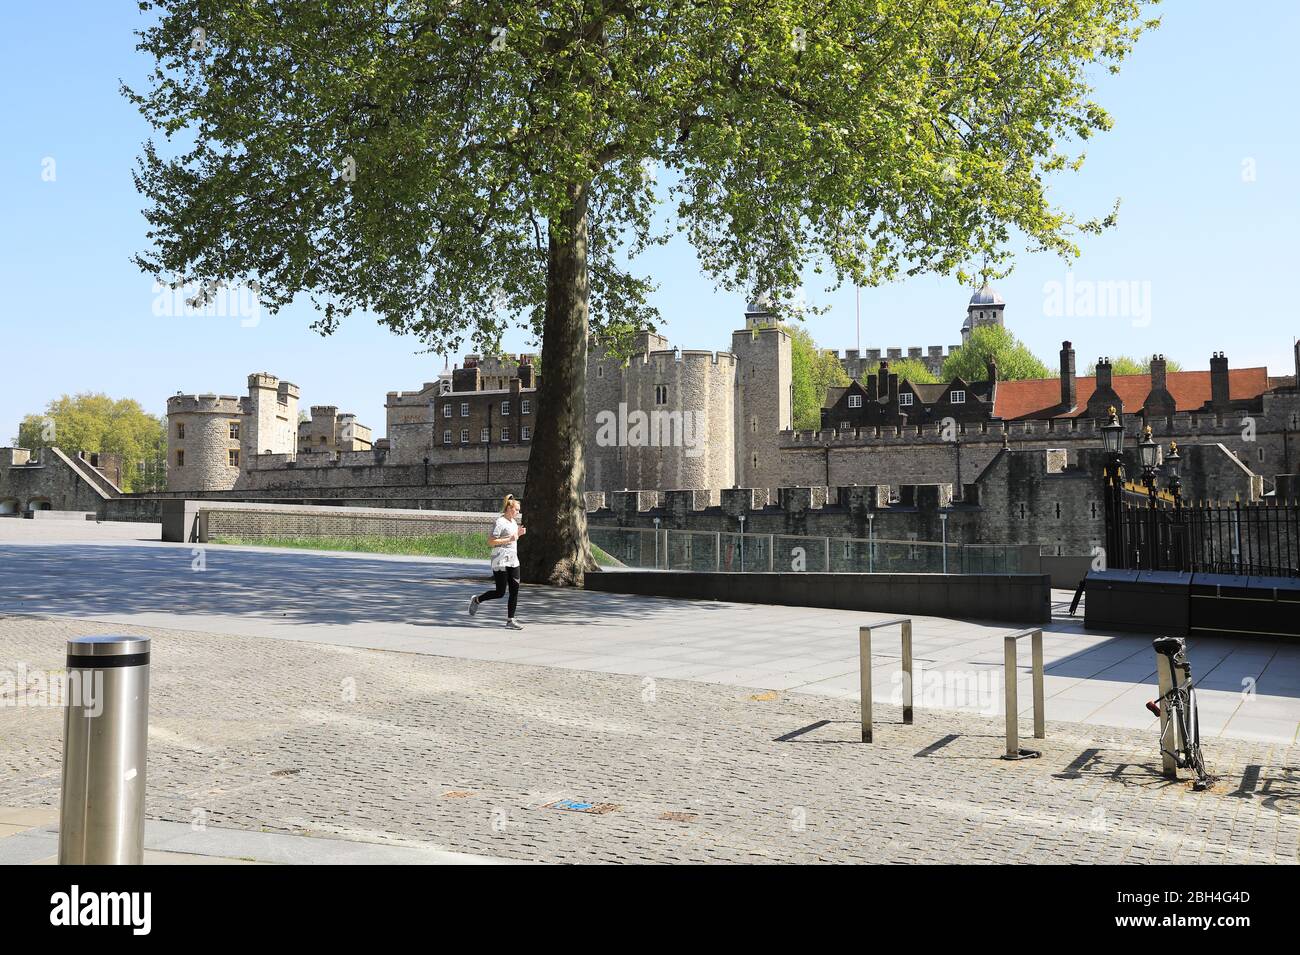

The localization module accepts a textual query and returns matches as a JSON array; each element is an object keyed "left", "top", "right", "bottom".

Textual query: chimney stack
[
  {"left": 1059, "top": 341, "right": 1076, "bottom": 410},
  {"left": 1144, "top": 354, "right": 1175, "bottom": 417},
  {"left": 1210, "top": 352, "right": 1230, "bottom": 409},
  {"left": 1096, "top": 357, "right": 1112, "bottom": 390},
  {"left": 1150, "top": 354, "right": 1167, "bottom": 394},
  {"left": 1086, "top": 357, "right": 1122, "bottom": 418}
]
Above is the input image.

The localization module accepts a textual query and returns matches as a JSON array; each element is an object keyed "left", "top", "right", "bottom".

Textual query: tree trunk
[{"left": 520, "top": 181, "right": 598, "bottom": 586}]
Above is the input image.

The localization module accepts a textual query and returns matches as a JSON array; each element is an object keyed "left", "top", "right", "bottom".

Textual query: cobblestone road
[{"left": 3, "top": 614, "right": 1297, "bottom": 864}]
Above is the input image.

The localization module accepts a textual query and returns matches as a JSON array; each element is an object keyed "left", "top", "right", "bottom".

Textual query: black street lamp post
[
  {"left": 1101, "top": 406, "right": 1126, "bottom": 570},
  {"left": 1139, "top": 425, "right": 1159, "bottom": 569},
  {"left": 1165, "top": 441, "right": 1183, "bottom": 570}
]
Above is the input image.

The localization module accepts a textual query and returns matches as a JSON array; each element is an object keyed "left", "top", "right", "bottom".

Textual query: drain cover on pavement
[{"left": 543, "top": 799, "right": 620, "bottom": 814}]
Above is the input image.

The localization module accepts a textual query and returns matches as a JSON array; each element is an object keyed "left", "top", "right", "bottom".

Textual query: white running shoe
[
  {"left": 468, "top": 595, "right": 480, "bottom": 616},
  {"left": 505, "top": 618, "right": 523, "bottom": 631}
]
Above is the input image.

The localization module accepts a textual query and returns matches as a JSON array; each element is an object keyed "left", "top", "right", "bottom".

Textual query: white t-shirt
[{"left": 490, "top": 516, "right": 520, "bottom": 570}]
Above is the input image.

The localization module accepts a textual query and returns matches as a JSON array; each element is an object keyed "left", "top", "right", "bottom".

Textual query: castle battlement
[
  {"left": 778, "top": 409, "right": 1255, "bottom": 449},
  {"left": 623, "top": 348, "right": 738, "bottom": 370},
  {"left": 167, "top": 394, "right": 245, "bottom": 415}
]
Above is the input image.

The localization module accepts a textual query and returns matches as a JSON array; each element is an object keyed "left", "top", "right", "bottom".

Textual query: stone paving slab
[
  {"left": 2, "top": 615, "right": 1297, "bottom": 864},
  {"left": 0, "top": 816, "right": 510, "bottom": 865},
  {"left": 1, "top": 537, "right": 1297, "bottom": 743}
]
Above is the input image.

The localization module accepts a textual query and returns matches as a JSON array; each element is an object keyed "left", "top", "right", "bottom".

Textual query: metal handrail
[
  {"left": 859, "top": 616, "right": 914, "bottom": 743},
  {"left": 1001, "top": 627, "right": 1045, "bottom": 759}
]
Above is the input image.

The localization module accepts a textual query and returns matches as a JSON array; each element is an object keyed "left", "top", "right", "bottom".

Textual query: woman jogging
[{"left": 468, "top": 493, "right": 526, "bottom": 629}]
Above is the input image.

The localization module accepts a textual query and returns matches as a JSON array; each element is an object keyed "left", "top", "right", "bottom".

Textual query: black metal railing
[{"left": 1112, "top": 495, "right": 1300, "bottom": 577}]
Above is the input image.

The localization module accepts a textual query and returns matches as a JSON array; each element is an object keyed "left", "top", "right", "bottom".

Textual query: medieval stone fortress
[{"left": 4, "top": 288, "right": 1299, "bottom": 561}]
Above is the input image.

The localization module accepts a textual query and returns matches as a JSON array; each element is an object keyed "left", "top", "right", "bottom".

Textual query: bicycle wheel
[{"left": 1185, "top": 686, "right": 1210, "bottom": 782}]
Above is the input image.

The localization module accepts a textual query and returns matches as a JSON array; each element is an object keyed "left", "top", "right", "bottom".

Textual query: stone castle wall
[
  {"left": 838, "top": 344, "right": 962, "bottom": 379},
  {"left": 165, "top": 394, "right": 244, "bottom": 492},
  {"left": 584, "top": 445, "right": 1264, "bottom": 557},
  {"left": 732, "top": 324, "right": 792, "bottom": 490},
  {"left": 586, "top": 345, "right": 738, "bottom": 494}
]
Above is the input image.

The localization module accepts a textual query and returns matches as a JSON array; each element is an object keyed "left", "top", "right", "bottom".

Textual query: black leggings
[{"left": 478, "top": 566, "right": 520, "bottom": 617}]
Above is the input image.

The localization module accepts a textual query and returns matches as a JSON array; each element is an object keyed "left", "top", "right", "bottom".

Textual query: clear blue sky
[{"left": 2, "top": 2, "right": 1297, "bottom": 443}]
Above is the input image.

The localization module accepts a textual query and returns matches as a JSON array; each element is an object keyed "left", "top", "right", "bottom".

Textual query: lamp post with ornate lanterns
[
  {"left": 1101, "top": 407, "right": 1126, "bottom": 569},
  {"left": 1165, "top": 441, "right": 1183, "bottom": 570},
  {"left": 1138, "top": 425, "right": 1159, "bottom": 569}
]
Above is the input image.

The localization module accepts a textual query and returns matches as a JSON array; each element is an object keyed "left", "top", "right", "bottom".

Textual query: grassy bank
[{"left": 210, "top": 534, "right": 622, "bottom": 567}]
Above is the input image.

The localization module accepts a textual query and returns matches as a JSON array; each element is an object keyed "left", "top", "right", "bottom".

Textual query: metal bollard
[
  {"left": 859, "top": 617, "right": 914, "bottom": 743},
  {"left": 1001, "top": 628, "right": 1045, "bottom": 760},
  {"left": 59, "top": 635, "right": 151, "bottom": 864}
]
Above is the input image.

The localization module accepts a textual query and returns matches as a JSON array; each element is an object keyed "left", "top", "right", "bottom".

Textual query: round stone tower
[{"left": 165, "top": 393, "right": 246, "bottom": 492}]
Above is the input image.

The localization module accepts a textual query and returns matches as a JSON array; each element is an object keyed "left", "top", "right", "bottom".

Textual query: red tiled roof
[{"left": 993, "top": 368, "right": 1271, "bottom": 421}]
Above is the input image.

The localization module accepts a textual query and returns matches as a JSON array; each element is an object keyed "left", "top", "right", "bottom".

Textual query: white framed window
[
  {"left": 459, "top": 429, "right": 469, "bottom": 444},
  {"left": 460, "top": 402, "right": 469, "bottom": 417},
  {"left": 898, "top": 392, "right": 914, "bottom": 406},
  {"left": 443, "top": 403, "right": 452, "bottom": 418},
  {"left": 655, "top": 384, "right": 668, "bottom": 405},
  {"left": 480, "top": 427, "right": 490, "bottom": 442},
  {"left": 521, "top": 426, "right": 531, "bottom": 441},
  {"left": 442, "top": 430, "right": 451, "bottom": 444},
  {"left": 950, "top": 390, "right": 966, "bottom": 404},
  {"left": 228, "top": 449, "right": 240, "bottom": 467},
  {"left": 501, "top": 428, "right": 511, "bottom": 442},
  {"left": 521, "top": 399, "right": 531, "bottom": 414},
  {"left": 502, "top": 401, "right": 511, "bottom": 416},
  {"left": 229, "top": 421, "right": 240, "bottom": 439},
  {"left": 847, "top": 394, "right": 863, "bottom": 408},
  {"left": 840, "top": 421, "right": 851, "bottom": 431}
]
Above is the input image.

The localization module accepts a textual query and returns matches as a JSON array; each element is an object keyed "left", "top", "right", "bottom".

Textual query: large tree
[
  {"left": 788, "top": 325, "right": 850, "bottom": 430},
  {"left": 16, "top": 394, "right": 166, "bottom": 492},
  {"left": 942, "top": 324, "right": 1053, "bottom": 381},
  {"left": 128, "top": 0, "right": 1155, "bottom": 584}
]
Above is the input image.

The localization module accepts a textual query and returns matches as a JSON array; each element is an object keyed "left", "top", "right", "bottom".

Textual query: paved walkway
[
  {"left": 2, "top": 615, "right": 1297, "bottom": 863},
  {"left": 1, "top": 524, "right": 1297, "bottom": 743},
  {"left": 0, "top": 808, "right": 508, "bottom": 864}
]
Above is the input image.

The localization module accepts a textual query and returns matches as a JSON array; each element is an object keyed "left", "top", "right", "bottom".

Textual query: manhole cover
[{"left": 543, "top": 799, "right": 620, "bottom": 814}]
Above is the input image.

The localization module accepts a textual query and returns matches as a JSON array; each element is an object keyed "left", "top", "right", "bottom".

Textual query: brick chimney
[
  {"left": 1144, "top": 354, "right": 1175, "bottom": 417},
  {"left": 1059, "top": 341, "right": 1076, "bottom": 410},
  {"left": 1209, "top": 352, "right": 1230, "bottom": 410},
  {"left": 1150, "top": 354, "right": 1167, "bottom": 391},
  {"left": 1086, "top": 357, "right": 1122, "bottom": 418}
]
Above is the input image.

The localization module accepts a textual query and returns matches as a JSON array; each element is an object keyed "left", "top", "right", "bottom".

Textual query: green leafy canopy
[
  {"left": 941, "top": 323, "right": 1052, "bottom": 380},
  {"left": 127, "top": 0, "right": 1158, "bottom": 353},
  {"left": 1085, "top": 354, "right": 1181, "bottom": 376}
]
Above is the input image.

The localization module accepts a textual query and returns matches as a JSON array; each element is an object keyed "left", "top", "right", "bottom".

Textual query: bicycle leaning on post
[{"left": 1144, "top": 636, "right": 1213, "bottom": 790}]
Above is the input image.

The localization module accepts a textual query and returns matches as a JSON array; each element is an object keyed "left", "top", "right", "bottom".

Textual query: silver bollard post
[
  {"left": 1000, "top": 628, "right": 1044, "bottom": 760},
  {"left": 59, "top": 635, "right": 151, "bottom": 865},
  {"left": 859, "top": 617, "right": 914, "bottom": 743}
]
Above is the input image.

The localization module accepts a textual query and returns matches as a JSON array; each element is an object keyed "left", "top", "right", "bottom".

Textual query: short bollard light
[{"left": 58, "top": 635, "right": 151, "bottom": 865}]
